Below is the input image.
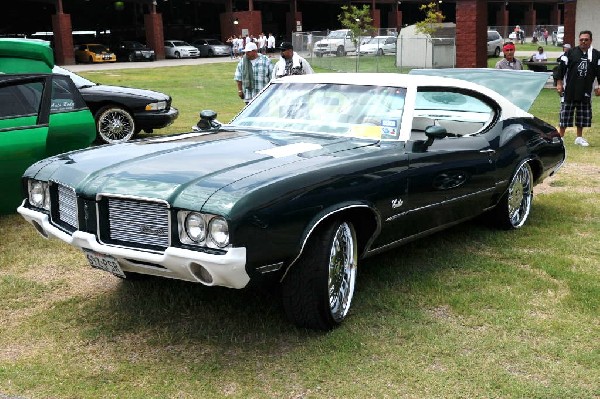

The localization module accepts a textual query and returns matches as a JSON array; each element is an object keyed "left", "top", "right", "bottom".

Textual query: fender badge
[{"left": 391, "top": 198, "right": 403, "bottom": 209}]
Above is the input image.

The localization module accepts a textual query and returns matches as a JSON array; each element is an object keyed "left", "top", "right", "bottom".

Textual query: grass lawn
[{"left": 0, "top": 63, "right": 598, "bottom": 398}]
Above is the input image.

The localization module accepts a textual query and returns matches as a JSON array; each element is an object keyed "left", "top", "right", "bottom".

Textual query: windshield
[
  {"left": 328, "top": 31, "right": 348, "bottom": 39},
  {"left": 206, "top": 39, "right": 225, "bottom": 45},
  {"left": 173, "top": 41, "right": 192, "bottom": 47},
  {"left": 52, "top": 65, "right": 95, "bottom": 88},
  {"left": 229, "top": 82, "right": 406, "bottom": 140}
]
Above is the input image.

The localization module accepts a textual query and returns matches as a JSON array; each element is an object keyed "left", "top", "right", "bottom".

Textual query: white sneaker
[{"left": 574, "top": 137, "right": 590, "bottom": 147}]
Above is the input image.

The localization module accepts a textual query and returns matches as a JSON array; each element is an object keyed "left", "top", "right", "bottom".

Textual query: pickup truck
[{"left": 314, "top": 29, "right": 356, "bottom": 57}]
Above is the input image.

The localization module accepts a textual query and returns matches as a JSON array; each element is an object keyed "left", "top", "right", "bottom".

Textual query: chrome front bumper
[{"left": 18, "top": 204, "right": 249, "bottom": 289}]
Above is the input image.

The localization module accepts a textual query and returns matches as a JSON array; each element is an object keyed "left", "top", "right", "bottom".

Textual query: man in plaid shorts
[
  {"left": 556, "top": 30, "right": 600, "bottom": 147},
  {"left": 234, "top": 42, "right": 274, "bottom": 104}
]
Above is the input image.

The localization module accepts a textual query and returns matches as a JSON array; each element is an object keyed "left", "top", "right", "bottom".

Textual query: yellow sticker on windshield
[{"left": 349, "top": 125, "right": 382, "bottom": 139}]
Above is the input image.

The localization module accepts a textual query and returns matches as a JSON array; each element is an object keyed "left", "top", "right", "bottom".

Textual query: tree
[
  {"left": 337, "top": 5, "right": 375, "bottom": 47},
  {"left": 415, "top": 2, "right": 446, "bottom": 36}
]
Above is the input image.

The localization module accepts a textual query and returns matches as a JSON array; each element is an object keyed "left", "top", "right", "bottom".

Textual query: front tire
[
  {"left": 492, "top": 162, "right": 533, "bottom": 229},
  {"left": 494, "top": 46, "right": 501, "bottom": 57},
  {"left": 95, "top": 105, "right": 136, "bottom": 143},
  {"left": 174, "top": 51, "right": 181, "bottom": 59},
  {"left": 282, "top": 219, "right": 358, "bottom": 330},
  {"left": 336, "top": 46, "right": 345, "bottom": 57}
]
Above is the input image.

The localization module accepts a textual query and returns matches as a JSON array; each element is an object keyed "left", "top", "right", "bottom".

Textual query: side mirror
[
  {"left": 424, "top": 125, "right": 447, "bottom": 147},
  {"left": 194, "top": 110, "right": 221, "bottom": 131}
]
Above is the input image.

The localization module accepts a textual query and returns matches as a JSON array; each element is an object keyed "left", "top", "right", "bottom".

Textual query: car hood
[
  {"left": 78, "top": 84, "right": 170, "bottom": 101},
  {"left": 409, "top": 68, "right": 548, "bottom": 111},
  {"left": 29, "top": 129, "right": 378, "bottom": 215}
]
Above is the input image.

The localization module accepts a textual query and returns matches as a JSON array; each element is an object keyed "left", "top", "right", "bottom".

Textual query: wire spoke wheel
[
  {"left": 328, "top": 222, "right": 357, "bottom": 322},
  {"left": 96, "top": 106, "right": 135, "bottom": 143},
  {"left": 507, "top": 163, "right": 533, "bottom": 227}
]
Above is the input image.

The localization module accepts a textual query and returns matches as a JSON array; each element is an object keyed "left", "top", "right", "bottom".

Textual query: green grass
[{"left": 0, "top": 62, "right": 599, "bottom": 398}]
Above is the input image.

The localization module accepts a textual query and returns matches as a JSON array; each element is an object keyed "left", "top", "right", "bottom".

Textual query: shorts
[{"left": 559, "top": 101, "right": 592, "bottom": 127}]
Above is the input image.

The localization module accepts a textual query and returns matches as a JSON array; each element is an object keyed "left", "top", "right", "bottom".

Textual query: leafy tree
[
  {"left": 415, "top": 2, "right": 446, "bottom": 36},
  {"left": 337, "top": 5, "right": 375, "bottom": 47}
]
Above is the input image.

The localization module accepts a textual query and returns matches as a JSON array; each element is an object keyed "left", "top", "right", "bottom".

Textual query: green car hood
[
  {"left": 27, "top": 130, "right": 378, "bottom": 216},
  {"left": 409, "top": 68, "right": 549, "bottom": 112}
]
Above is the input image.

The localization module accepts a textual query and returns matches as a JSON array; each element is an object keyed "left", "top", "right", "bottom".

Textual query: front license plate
[{"left": 83, "top": 249, "right": 126, "bottom": 278}]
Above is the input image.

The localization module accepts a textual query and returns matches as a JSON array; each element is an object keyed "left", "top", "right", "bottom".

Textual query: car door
[
  {"left": 0, "top": 75, "right": 49, "bottom": 213},
  {"left": 379, "top": 88, "right": 498, "bottom": 241}
]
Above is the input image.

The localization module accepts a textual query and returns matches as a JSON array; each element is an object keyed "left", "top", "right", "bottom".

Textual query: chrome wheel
[
  {"left": 96, "top": 106, "right": 136, "bottom": 143},
  {"left": 328, "top": 222, "right": 357, "bottom": 322},
  {"left": 282, "top": 219, "right": 359, "bottom": 330},
  {"left": 507, "top": 162, "right": 533, "bottom": 228}
]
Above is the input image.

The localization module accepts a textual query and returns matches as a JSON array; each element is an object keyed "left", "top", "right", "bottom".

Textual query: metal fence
[{"left": 291, "top": 32, "right": 456, "bottom": 73}]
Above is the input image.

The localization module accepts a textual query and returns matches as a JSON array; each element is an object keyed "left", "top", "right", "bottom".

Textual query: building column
[
  {"left": 455, "top": 0, "right": 487, "bottom": 68},
  {"left": 220, "top": 11, "right": 262, "bottom": 42},
  {"left": 525, "top": 2, "right": 536, "bottom": 32},
  {"left": 496, "top": 4, "right": 509, "bottom": 39},
  {"left": 388, "top": 8, "right": 402, "bottom": 32},
  {"left": 51, "top": 12, "right": 74, "bottom": 65},
  {"left": 550, "top": 3, "right": 561, "bottom": 26},
  {"left": 144, "top": 11, "right": 165, "bottom": 60},
  {"left": 564, "top": 1, "right": 576, "bottom": 48}
]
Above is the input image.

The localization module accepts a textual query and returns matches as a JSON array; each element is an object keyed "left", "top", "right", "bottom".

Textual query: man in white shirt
[{"left": 273, "top": 42, "right": 314, "bottom": 79}]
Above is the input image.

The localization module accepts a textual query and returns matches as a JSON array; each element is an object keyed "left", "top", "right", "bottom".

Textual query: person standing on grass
[
  {"left": 272, "top": 42, "right": 314, "bottom": 79},
  {"left": 556, "top": 30, "right": 600, "bottom": 147},
  {"left": 234, "top": 42, "right": 273, "bottom": 104},
  {"left": 495, "top": 42, "right": 523, "bottom": 70}
]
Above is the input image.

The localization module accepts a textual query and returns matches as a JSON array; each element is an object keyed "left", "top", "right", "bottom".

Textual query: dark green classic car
[
  {"left": 18, "top": 72, "right": 565, "bottom": 330},
  {"left": 0, "top": 39, "right": 96, "bottom": 213}
]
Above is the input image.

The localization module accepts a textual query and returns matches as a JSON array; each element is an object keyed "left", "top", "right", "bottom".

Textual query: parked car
[
  {"left": 487, "top": 30, "right": 503, "bottom": 57},
  {"left": 74, "top": 43, "right": 117, "bottom": 63},
  {"left": 314, "top": 29, "right": 356, "bottom": 57},
  {"left": 18, "top": 70, "right": 564, "bottom": 330},
  {"left": 113, "top": 40, "right": 155, "bottom": 62},
  {"left": 52, "top": 66, "right": 178, "bottom": 143},
  {"left": 164, "top": 40, "right": 199, "bottom": 59},
  {"left": 191, "top": 38, "right": 231, "bottom": 57},
  {"left": 552, "top": 26, "right": 564, "bottom": 46},
  {"left": 358, "top": 35, "right": 396, "bottom": 56},
  {"left": 0, "top": 39, "right": 96, "bottom": 214}
]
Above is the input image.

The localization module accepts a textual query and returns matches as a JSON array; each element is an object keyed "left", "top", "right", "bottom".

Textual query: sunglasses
[{"left": 579, "top": 38, "right": 591, "bottom": 42}]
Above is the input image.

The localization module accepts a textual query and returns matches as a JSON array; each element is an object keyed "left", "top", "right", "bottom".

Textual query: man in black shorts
[{"left": 556, "top": 30, "right": 600, "bottom": 147}]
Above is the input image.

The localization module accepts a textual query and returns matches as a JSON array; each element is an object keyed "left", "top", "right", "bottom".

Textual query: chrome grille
[
  {"left": 57, "top": 185, "right": 78, "bottom": 229},
  {"left": 106, "top": 198, "right": 169, "bottom": 248}
]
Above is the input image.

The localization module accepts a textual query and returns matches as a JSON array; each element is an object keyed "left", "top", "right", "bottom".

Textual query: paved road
[{"left": 64, "top": 55, "right": 239, "bottom": 72}]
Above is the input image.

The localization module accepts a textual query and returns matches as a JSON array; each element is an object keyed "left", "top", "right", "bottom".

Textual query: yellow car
[{"left": 74, "top": 43, "right": 116, "bottom": 63}]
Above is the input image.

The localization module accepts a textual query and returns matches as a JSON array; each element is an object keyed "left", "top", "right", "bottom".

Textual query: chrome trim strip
[{"left": 385, "top": 187, "right": 495, "bottom": 222}]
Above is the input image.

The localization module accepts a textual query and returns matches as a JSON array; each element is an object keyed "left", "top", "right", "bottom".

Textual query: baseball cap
[
  {"left": 243, "top": 42, "right": 258, "bottom": 52},
  {"left": 279, "top": 42, "right": 293, "bottom": 51},
  {"left": 563, "top": 43, "right": 572, "bottom": 49}
]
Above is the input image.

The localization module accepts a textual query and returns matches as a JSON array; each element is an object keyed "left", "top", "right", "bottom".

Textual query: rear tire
[
  {"left": 282, "top": 219, "right": 358, "bottom": 330},
  {"left": 377, "top": 48, "right": 384, "bottom": 56},
  {"left": 336, "top": 46, "right": 345, "bottom": 57},
  {"left": 491, "top": 162, "right": 533, "bottom": 229},
  {"left": 494, "top": 47, "right": 501, "bottom": 57}
]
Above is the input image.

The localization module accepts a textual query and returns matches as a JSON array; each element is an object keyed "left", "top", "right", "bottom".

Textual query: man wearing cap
[
  {"left": 495, "top": 42, "right": 523, "bottom": 70},
  {"left": 273, "top": 42, "right": 314, "bottom": 79},
  {"left": 234, "top": 41, "right": 274, "bottom": 104}
]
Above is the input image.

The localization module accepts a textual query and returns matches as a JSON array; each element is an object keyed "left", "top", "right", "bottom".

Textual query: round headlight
[
  {"left": 29, "top": 181, "right": 48, "bottom": 209},
  {"left": 209, "top": 217, "right": 229, "bottom": 248},
  {"left": 185, "top": 212, "right": 206, "bottom": 243}
]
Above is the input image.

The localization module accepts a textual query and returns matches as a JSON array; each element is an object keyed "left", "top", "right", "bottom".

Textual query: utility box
[{"left": 396, "top": 23, "right": 456, "bottom": 69}]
